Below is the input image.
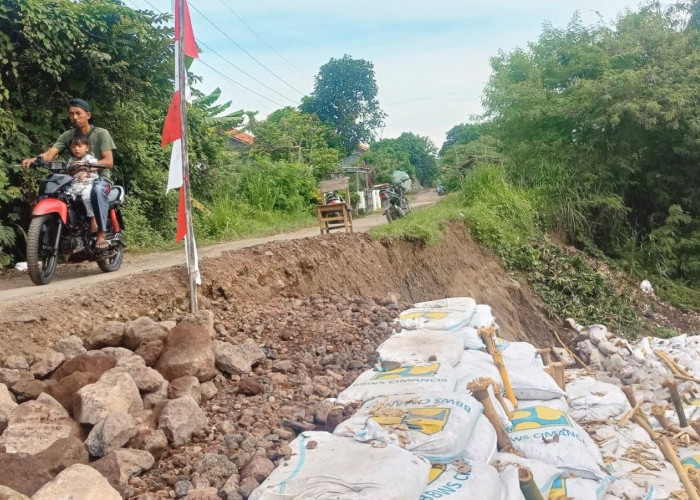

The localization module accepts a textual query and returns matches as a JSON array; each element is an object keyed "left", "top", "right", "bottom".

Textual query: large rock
[
  {"left": 51, "top": 351, "right": 116, "bottom": 381},
  {"left": 0, "top": 384, "right": 17, "bottom": 433},
  {"left": 199, "top": 381, "right": 217, "bottom": 402},
  {"left": 126, "top": 427, "right": 168, "bottom": 459},
  {"left": 134, "top": 340, "right": 164, "bottom": 367},
  {"left": 9, "top": 379, "right": 48, "bottom": 403},
  {"left": 45, "top": 371, "right": 98, "bottom": 415},
  {"left": 0, "top": 485, "right": 30, "bottom": 500},
  {"left": 29, "top": 349, "right": 64, "bottom": 379},
  {"left": 100, "top": 347, "right": 135, "bottom": 361},
  {"left": 213, "top": 339, "right": 265, "bottom": 375},
  {"left": 0, "top": 452, "right": 52, "bottom": 496},
  {"left": 112, "top": 364, "right": 165, "bottom": 393},
  {"left": 0, "top": 369, "right": 21, "bottom": 387},
  {"left": 126, "top": 410, "right": 168, "bottom": 459},
  {"left": 0, "top": 393, "right": 81, "bottom": 454},
  {"left": 142, "top": 381, "right": 169, "bottom": 410},
  {"left": 192, "top": 453, "right": 236, "bottom": 489},
  {"left": 34, "top": 436, "right": 89, "bottom": 475},
  {"left": 32, "top": 463, "right": 121, "bottom": 500},
  {"left": 3, "top": 356, "right": 28, "bottom": 370},
  {"left": 73, "top": 370, "right": 142, "bottom": 425},
  {"left": 52, "top": 336, "right": 86, "bottom": 361},
  {"left": 158, "top": 397, "right": 208, "bottom": 447},
  {"left": 240, "top": 450, "right": 274, "bottom": 483},
  {"left": 87, "top": 321, "right": 125, "bottom": 349},
  {"left": 155, "top": 315, "right": 215, "bottom": 382},
  {"left": 123, "top": 316, "right": 170, "bottom": 350},
  {"left": 168, "top": 376, "right": 201, "bottom": 404},
  {"left": 85, "top": 412, "right": 137, "bottom": 457},
  {"left": 90, "top": 448, "right": 155, "bottom": 491}
]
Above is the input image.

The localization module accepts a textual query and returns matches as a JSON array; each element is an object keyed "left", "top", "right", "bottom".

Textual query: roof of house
[{"left": 227, "top": 129, "right": 254, "bottom": 145}]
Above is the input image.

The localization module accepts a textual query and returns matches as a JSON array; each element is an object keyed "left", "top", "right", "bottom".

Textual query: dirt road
[{"left": 0, "top": 189, "right": 440, "bottom": 306}]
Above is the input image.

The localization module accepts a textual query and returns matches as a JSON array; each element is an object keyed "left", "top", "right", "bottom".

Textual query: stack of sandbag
[
  {"left": 333, "top": 392, "right": 482, "bottom": 463},
  {"left": 377, "top": 328, "right": 463, "bottom": 366},
  {"left": 336, "top": 362, "right": 456, "bottom": 404},
  {"left": 564, "top": 375, "right": 631, "bottom": 422},
  {"left": 453, "top": 349, "right": 565, "bottom": 401},
  {"left": 506, "top": 405, "right": 607, "bottom": 480},
  {"left": 492, "top": 453, "right": 562, "bottom": 499},
  {"left": 420, "top": 460, "right": 502, "bottom": 499},
  {"left": 249, "top": 431, "right": 431, "bottom": 499},
  {"left": 399, "top": 298, "right": 479, "bottom": 350}
]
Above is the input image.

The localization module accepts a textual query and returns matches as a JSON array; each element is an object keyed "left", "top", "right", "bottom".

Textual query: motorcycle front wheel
[
  {"left": 97, "top": 220, "right": 124, "bottom": 273},
  {"left": 27, "top": 214, "right": 60, "bottom": 285}
]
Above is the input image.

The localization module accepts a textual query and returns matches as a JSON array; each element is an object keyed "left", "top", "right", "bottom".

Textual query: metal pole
[{"left": 177, "top": 0, "right": 198, "bottom": 313}]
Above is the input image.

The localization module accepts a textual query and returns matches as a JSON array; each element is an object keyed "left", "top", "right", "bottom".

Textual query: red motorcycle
[{"left": 26, "top": 157, "right": 126, "bottom": 285}]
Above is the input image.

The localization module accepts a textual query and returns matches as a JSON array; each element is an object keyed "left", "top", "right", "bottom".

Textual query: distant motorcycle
[
  {"left": 379, "top": 183, "right": 411, "bottom": 222},
  {"left": 437, "top": 184, "right": 446, "bottom": 196},
  {"left": 24, "top": 156, "right": 126, "bottom": 285}
]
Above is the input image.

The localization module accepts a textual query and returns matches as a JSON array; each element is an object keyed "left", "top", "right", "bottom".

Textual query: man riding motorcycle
[{"left": 22, "top": 98, "right": 116, "bottom": 250}]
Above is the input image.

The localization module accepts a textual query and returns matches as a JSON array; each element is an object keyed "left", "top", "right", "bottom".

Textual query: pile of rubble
[
  {"left": 0, "top": 310, "right": 263, "bottom": 498},
  {"left": 0, "top": 293, "right": 406, "bottom": 499}
]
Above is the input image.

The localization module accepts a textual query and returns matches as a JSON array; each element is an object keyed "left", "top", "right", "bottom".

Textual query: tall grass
[{"left": 371, "top": 162, "right": 640, "bottom": 334}]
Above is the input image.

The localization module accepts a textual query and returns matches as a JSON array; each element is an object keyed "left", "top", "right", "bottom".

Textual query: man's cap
[{"left": 67, "top": 98, "right": 90, "bottom": 113}]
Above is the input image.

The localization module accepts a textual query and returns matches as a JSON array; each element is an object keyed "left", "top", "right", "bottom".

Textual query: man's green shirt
[{"left": 53, "top": 126, "right": 117, "bottom": 179}]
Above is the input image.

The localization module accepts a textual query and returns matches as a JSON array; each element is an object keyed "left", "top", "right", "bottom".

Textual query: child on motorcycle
[{"left": 68, "top": 134, "right": 100, "bottom": 235}]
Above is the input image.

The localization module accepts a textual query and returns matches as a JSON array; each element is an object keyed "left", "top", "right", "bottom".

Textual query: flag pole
[{"left": 177, "top": 0, "right": 198, "bottom": 313}]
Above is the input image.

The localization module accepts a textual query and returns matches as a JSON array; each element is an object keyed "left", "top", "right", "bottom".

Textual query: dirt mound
[{"left": 0, "top": 224, "right": 558, "bottom": 360}]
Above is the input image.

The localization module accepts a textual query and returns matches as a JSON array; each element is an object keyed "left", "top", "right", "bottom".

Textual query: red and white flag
[{"left": 161, "top": 0, "right": 200, "bottom": 284}]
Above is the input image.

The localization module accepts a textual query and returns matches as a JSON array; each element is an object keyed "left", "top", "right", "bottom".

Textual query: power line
[
  {"left": 216, "top": 0, "right": 308, "bottom": 78},
  {"left": 186, "top": 2, "right": 305, "bottom": 97},
  {"left": 194, "top": 38, "right": 296, "bottom": 104},
  {"left": 197, "top": 59, "right": 285, "bottom": 109},
  {"left": 127, "top": 0, "right": 289, "bottom": 109}
]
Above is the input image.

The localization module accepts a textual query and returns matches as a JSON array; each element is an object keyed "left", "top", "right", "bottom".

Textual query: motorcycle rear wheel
[{"left": 27, "top": 214, "right": 60, "bottom": 285}]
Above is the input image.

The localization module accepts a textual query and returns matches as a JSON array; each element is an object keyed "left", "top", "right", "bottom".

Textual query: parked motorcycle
[
  {"left": 379, "top": 183, "right": 411, "bottom": 222},
  {"left": 25, "top": 156, "right": 126, "bottom": 285}
]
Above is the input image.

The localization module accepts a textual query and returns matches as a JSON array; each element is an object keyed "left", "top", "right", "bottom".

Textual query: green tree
[
  {"left": 248, "top": 107, "right": 341, "bottom": 179},
  {"left": 439, "top": 122, "right": 489, "bottom": 155},
  {"left": 483, "top": 9, "right": 700, "bottom": 249},
  {"left": 301, "top": 55, "right": 386, "bottom": 153}
]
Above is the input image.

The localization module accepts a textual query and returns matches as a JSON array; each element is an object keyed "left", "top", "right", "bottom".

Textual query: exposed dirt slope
[{"left": 0, "top": 224, "right": 558, "bottom": 360}]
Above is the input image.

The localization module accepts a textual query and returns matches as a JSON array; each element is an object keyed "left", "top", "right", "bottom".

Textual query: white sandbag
[
  {"left": 507, "top": 406, "right": 606, "bottom": 480},
  {"left": 250, "top": 431, "right": 431, "bottom": 500},
  {"left": 462, "top": 414, "right": 497, "bottom": 464},
  {"left": 518, "top": 398, "right": 568, "bottom": 413},
  {"left": 337, "top": 362, "right": 457, "bottom": 404},
  {"left": 399, "top": 307, "right": 485, "bottom": 350},
  {"left": 399, "top": 308, "right": 472, "bottom": 332},
  {"left": 460, "top": 326, "right": 487, "bottom": 350},
  {"left": 377, "top": 328, "right": 463, "bottom": 366},
  {"left": 454, "top": 350, "right": 565, "bottom": 401},
  {"left": 548, "top": 477, "right": 606, "bottom": 500},
  {"left": 565, "top": 376, "right": 631, "bottom": 422},
  {"left": 468, "top": 304, "right": 499, "bottom": 330},
  {"left": 420, "top": 460, "right": 501, "bottom": 500},
  {"left": 493, "top": 453, "right": 561, "bottom": 500},
  {"left": 413, "top": 297, "right": 477, "bottom": 316},
  {"left": 499, "top": 340, "right": 539, "bottom": 362},
  {"left": 334, "top": 392, "right": 482, "bottom": 463}
]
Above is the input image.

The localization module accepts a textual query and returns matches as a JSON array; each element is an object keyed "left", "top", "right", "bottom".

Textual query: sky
[{"left": 126, "top": 0, "right": 644, "bottom": 148}]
